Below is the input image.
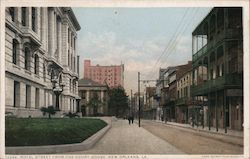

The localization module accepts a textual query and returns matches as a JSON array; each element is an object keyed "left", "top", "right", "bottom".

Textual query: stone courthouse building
[{"left": 5, "top": 7, "right": 81, "bottom": 117}]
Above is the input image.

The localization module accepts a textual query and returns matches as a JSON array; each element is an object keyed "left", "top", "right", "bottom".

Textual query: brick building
[
  {"left": 5, "top": 7, "right": 81, "bottom": 117},
  {"left": 175, "top": 65, "right": 193, "bottom": 124},
  {"left": 84, "top": 60, "right": 124, "bottom": 88},
  {"left": 142, "top": 87, "right": 157, "bottom": 120},
  {"left": 161, "top": 62, "right": 192, "bottom": 122}
]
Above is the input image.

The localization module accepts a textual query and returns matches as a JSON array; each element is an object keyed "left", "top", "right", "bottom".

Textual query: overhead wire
[
  {"left": 147, "top": 8, "right": 200, "bottom": 79},
  {"left": 145, "top": 8, "right": 190, "bottom": 78}
]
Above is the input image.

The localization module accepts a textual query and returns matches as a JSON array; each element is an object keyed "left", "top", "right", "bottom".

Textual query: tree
[
  {"left": 87, "top": 92, "right": 102, "bottom": 116},
  {"left": 108, "top": 87, "right": 129, "bottom": 117},
  {"left": 40, "top": 106, "right": 57, "bottom": 119}
]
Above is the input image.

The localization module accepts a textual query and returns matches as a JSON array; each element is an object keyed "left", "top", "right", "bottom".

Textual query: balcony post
[
  {"left": 224, "top": 89, "right": 227, "bottom": 133},
  {"left": 216, "top": 91, "right": 218, "bottom": 132},
  {"left": 208, "top": 93, "right": 211, "bottom": 131},
  {"left": 202, "top": 96, "right": 204, "bottom": 129}
]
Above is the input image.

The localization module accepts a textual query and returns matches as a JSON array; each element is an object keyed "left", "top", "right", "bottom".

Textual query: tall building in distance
[{"left": 84, "top": 60, "right": 124, "bottom": 88}]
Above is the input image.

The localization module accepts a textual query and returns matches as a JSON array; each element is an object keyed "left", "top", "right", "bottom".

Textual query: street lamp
[{"left": 52, "top": 78, "right": 65, "bottom": 110}]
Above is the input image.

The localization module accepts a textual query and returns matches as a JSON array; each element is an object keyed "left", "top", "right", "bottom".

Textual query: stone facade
[
  {"left": 5, "top": 7, "right": 81, "bottom": 117},
  {"left": 78, "top": 78, "right": 108, "bottom": 116}
]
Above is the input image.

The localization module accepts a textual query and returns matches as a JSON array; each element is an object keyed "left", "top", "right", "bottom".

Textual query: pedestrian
[
  {"left": 128, "top": 116, "right": 131, "bottom": 125},
  {"left": 131, "top": 115, "right": 134, "bottom": 124}
]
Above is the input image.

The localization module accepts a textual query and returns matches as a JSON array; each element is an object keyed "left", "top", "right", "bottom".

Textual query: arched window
[
  {"left": 24, "top": 47, "right": 30, "bottom": 70},
  {"left": 34, "top": 54, "right": 39, "bottom": 74},
  {"left": 12, "top": 39, "right": 18, "bottom": 64}
]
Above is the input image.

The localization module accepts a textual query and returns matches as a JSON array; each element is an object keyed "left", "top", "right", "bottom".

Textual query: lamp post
[{"left": 52, "top": 78, "right": 65, "bottom": 110}]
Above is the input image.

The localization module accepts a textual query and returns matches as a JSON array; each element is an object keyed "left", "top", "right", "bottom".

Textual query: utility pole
[
  {"left": 130, "top": 89, "right": 133, "bottom": 115},
  {"left": 138, "top": 72, "right": 141, "bottom": 127}
]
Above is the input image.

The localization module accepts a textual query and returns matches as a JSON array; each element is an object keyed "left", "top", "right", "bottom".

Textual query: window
[
  {"left": 43, "top": 63, "right": 46, "bottom": 81},
  {"left": 25, "top": 85, "right": 31, "bottom": 108},
  {"left": 14, "top": 81, "right": 20, "bottom": 107},
  {"left": 216, "top": 65, "right": 220, "bottom": 78},
  {"left": 68, "top": 50, "right": 70, "bottom": 66},
  {"left": 221, "top": 64, "right": 224, "bottom": 76},
  {"left": 217, "top": 9, "right": 224, "bottom": 31},
  {"left": 71, "top": 35, "right": 73, "bottom": 47},
  {"left": 71, "top": 55, "right": 73, "bottom": 70},
  {"left": 35, "top": 88, "right": 39, "bottom": 109},
  {"left": 34, "top": 54, "right": 39, "bottom": 74},
  {"left": 21, "top": 7, "right": 26, "bottom": 26},
  {"left": 69, "top": 79, "right": 71, "bottom": 92},
  {"left": 74, "top": 37, "right": 76, "bottom": 50},
  {"left": 32, "top": 7, "right": 36, "bottom": 32},
  {"left": 24, "top": 48, "right": 30, "bottom": 70},
  {"left": 68, "top": 29, "right": 70, "bottom": 43},
  {"left": 12, "top": 39, "right": 18, "bottom": 64},
  {"left": 9, "top": 7, "right": 15, "bottom": 22},
  {"left": 228, "top": 8, "right": 242, "bottom": 29}
]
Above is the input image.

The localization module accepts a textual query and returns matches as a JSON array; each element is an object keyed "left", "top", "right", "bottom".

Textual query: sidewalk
[
  {"left": 153, "top": 120, "right": 243, "bottom": 138},
  {"left": 68, "top": 119, "right": 184, "bottom": 154}
]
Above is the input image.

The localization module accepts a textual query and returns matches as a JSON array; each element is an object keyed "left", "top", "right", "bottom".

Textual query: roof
[
  {"left": 62, "top": 7, "right": 81, "bottom": 31},
  {"left": 78, "top": 78, "right": 106, "bottom": 87}
]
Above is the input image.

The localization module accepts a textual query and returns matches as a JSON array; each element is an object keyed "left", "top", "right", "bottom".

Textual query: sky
[{"left": 73, "top": 7, "right": 212, "bottom": 95}]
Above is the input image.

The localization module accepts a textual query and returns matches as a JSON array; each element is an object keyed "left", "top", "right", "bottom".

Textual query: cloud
[{"left": 77, "top": 31, "right": 192, "bottom": 94}]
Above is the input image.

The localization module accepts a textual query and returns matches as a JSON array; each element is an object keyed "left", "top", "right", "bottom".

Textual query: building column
[
  {"left": 86, "top": 91, "right": 89, "bottom": 102},
  {"left": 54, "top": 12, "right": 57, "bottom": 57},
  {"left": 48, "top": 8, "right": 54, "bottom": 57},
  {"left": 40, "top": 8, "right": 45, "bottom": 49},
  {"left": 101, "top": 91, "right": 104, "bottom": 102},
  {"left": 223, "top": 89, "right": 228, "bottom": 133},
  {"left": 58, "top": 18, "right": 62, "bottom": 63},
  {"left": 77, "top": 55, "right": 80, "bottom": 75},
  {"left": 208, "top": 93, "right": 211, "bottom": 130},
  {"left": 216, "top": 91, "right": 218, "bottom": 131},
  {"left": 26, "top": 7, "right": 32, "bottom": 29},
  {"left": 44, "top": 8, "right": 48, "bottom": 51}
]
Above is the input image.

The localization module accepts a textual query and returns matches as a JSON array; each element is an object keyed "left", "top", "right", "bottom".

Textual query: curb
[{"left": 6, "top": 119, "right": 112, "bottom": 154}]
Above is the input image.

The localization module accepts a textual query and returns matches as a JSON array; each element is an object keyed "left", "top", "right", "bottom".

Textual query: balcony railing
[
  {"left": 176, "top": 97, "right": 188, "bottom": 106},
  {"left": 192, "top": 29, "right": 242, "bottom": 62},
  {"left": 193, "top": 44, "right": 207, "bottom": 61},
  {"left": 191, "top": 73, "right": 242, "bottom": 96}
]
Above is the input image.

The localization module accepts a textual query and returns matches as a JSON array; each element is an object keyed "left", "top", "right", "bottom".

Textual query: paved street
[
  {"left": 68, "top": 119, "right": 184, "bottom": 154},
  {"left": 141, "top": 120, "right": 243, "bottom": 154}
]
